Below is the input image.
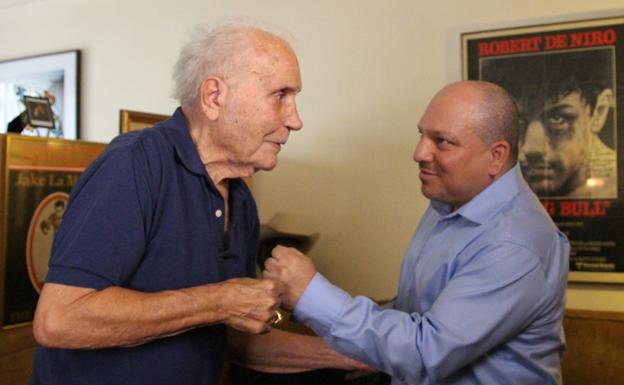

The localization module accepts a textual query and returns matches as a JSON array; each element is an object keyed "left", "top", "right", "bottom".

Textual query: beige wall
[{"left": 1, "top": 0, "right": 623, "bottom": 311}]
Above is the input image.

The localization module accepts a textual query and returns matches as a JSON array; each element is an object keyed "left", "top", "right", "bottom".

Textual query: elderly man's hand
[
  {"left": 216, "top": 277, "right": 284, "bottom": 334},
  {"left": 262, "top": 245, "right": 317, "bottom": 310}
]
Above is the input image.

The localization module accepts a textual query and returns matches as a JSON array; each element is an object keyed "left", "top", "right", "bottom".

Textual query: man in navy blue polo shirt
[{"left": 30, "top": 21, "right": 364, "bottom": 385}]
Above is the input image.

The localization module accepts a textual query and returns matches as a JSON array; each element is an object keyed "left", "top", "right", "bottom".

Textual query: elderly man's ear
[
  {"left": 199, "top": 77, "right": 227, "bottom": 121},
  {"left": 590, "top": 89, "right": 614, "bottom": 134}
]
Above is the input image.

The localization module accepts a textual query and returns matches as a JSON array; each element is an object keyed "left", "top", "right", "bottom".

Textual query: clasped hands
[{"left": 220, "top": 245, "right": 316, "bottom": 335}]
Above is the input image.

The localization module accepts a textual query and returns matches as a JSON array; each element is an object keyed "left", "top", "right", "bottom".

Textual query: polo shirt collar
[
  {"left": 162, "top": 107, "right": 207, "bottom": 176},
  {"left": 160, "top": 108, "right": 250, "bottom": 198},
  {"left": 432, "top": 164, "right": 524, "bottom": 225}
]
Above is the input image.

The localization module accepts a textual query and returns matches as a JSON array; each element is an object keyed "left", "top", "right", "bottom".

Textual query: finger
[
  {"left": 259, "top": 277, "right": 285, "bottom": 296},
  {"left": 263, "top": 256, "right": 278, "bottom": 271},
  {"left": 238, "top": 300, "right": 276, "bottom": 323},
  {"left": 262, "top": 261, "right": 283, "bottom": 281},
  {"left": 262, "top": 268, "right": 275, "bottom": 279},
  {"left": 230, "top": 317, "right": 272, "bottom": 335},
  {"left": 262, "top": 270, "right": 285, "bottom": 287},
  {"left": 271, "top": 244, "right": 285, "bottom": 254},
  {"left": 268, "top": 277, "right": 286, "bottom": 294},
  {"left": 269, "top": 310, "right": 279, "bottom": 324},
  {"left": 271, "top": 244, "right": 291, "bottom": 257}
]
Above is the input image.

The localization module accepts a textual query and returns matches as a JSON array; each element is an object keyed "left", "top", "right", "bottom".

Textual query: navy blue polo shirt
[{"left": 31, "top": 108, "right": 259, "bottom": 385}]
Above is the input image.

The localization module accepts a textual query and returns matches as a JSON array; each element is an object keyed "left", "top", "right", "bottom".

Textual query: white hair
[{"left": 172, "top": 18, "right": 295, "bottom": 107}]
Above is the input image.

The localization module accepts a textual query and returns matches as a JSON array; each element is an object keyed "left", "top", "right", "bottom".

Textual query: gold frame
[
  {"left": 0, "top": 135, "right": 106, "bottom": 329},
  {"left": 119, "top": 109, "right": 169, "bottom": 134}
]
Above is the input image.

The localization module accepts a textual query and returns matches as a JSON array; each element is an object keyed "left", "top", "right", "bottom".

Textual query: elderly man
[
  {"left": 265, "top": 81, "right": 570, "bottom": 385},
  {"left": 30, "top": 22, "right": 363, "bottom": 385}
]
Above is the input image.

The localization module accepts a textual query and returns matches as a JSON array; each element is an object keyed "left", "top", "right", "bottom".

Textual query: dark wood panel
[
  {"left": 562, "top": 309, "right": 624, "bottom": 385},
  {"left": 2, "top": 309, "right": 624, "bottom": 385},
  {"left": 0, "top": 326, "right": 35, "bottom": 385}
]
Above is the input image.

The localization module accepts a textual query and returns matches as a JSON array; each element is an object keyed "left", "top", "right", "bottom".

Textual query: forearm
[
  {"left": 34, "top": 277, "right": 281, "bottom": 349},
  {"left": 33, "top": 283, "right": 228, "bottom": 349},
  {"left": 228, "top": 328, "right": 365, "bottom": 373}
]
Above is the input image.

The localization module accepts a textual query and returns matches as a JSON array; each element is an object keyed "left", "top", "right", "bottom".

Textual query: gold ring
[{"left": 271, "top": 310, "right": 284, "bottom": 327}]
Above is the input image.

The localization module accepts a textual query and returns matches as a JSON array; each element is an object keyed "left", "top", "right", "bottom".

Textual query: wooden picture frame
[{"left": 119, "top": 109, "right": 169, "bottom": 134}]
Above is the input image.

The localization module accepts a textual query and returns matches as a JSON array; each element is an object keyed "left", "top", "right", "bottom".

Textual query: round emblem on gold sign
[{"left": 26, "top": 192, "right": 69, "bottom": 293}]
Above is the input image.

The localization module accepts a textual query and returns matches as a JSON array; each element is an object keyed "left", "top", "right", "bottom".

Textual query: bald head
[
  {"left": 432, "top": 81, "right": 520, "bottom": 166},
  {"left": 414, "top": 81, "right": 520, "bottom": 207}
]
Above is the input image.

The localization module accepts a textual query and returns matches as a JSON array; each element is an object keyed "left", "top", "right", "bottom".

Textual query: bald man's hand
[{"left": 262, "top": 245, "right": 317, "bottom": 310}]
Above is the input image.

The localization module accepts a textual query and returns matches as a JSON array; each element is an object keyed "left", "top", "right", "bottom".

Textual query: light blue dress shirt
[{"left": 294, "top": 164, "right": 569, "bottom": 385}]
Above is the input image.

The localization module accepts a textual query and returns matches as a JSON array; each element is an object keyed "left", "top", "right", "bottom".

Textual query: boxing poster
[
  {"left": 0, "top": 135, "right": 105, "bottom": 328},
  {"left": 462, "top": 16, "right": 624, "bottom": 283}
]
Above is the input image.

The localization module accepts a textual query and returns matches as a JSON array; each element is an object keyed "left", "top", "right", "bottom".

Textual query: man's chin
[
  {"left": 420, "top": 185, "right": 438, "bottom": 201},
  {"left": 254, "top": 158, "right": 279, "bottom": 172}
]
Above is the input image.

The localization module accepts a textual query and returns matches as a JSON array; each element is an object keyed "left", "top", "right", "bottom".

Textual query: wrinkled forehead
[
  {"left": 248, "top": 30, "right": 296, "bottom": 61},
  {"left": 250, "top": 34, "right": 300, "bottom": 80},
  {"left": 228, "top": 31, "right": 301, "bottom": 88}
]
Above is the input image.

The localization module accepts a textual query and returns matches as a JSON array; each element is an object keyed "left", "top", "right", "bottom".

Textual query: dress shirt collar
[{"left": 431, "top": 164, "right": 524, "bottom": 225}]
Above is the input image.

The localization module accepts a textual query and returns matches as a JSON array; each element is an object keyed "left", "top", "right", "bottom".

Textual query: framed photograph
[
  {"left": 462, "top": 16, "right": 624, "bottom": 283},
  {"left": 24, "top": 96, "right": 55, "bottom": 129},
  {"left": 0, "top": 50, "right": 80, "bottom": 140},
  {"left": 119, "top": 109, "right": 169, "bottom": 133}
]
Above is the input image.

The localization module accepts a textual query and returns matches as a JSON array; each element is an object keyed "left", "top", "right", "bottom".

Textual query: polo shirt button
[{"left": 215, "top": 209, "right": 223, "bottom": 218}]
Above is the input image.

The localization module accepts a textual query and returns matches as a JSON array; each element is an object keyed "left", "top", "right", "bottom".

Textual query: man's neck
[{"left": 182, "top": 107, "right": 254, "bottom": 187}]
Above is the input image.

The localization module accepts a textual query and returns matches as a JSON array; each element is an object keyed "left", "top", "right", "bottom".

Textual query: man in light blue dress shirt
[{"left": 264, "top": 81, "right": 570, "bottom": 385}]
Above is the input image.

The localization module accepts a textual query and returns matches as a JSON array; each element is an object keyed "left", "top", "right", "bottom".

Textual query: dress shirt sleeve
[{"left": 294, "top": 242, "right": 551, "bottom": 384}]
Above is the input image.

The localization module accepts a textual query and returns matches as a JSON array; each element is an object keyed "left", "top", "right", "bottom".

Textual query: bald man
[{"left": 265, "top": 81, "right": 570, "bottom": 385}]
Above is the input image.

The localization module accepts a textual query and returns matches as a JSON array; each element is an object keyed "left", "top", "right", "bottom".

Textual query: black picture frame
[{"left": 24, "top": 96, "right": 54, "bottom": 129}]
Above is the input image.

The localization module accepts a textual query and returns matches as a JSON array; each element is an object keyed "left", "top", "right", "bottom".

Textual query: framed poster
[
  {"left": 0, "top": 135, "right": 106, "bottom": 328},
  {"left": 0, "top": 50, "right": 80, "bottom": 140},
  {"left": 462, "top": 16, "right": 624, "bottom": 283}
]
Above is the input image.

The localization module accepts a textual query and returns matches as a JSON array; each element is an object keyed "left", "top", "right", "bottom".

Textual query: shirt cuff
[{"left": 293, "top": 272, "right": 352, "bottom": 336}]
